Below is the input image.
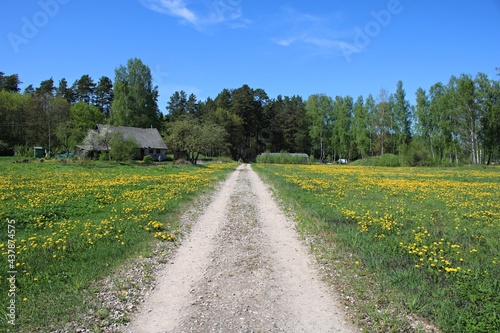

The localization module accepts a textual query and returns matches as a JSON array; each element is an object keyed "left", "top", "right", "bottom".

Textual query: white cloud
[
  {"left": 274, "top": 37, "right": 297, "bottom": 47},
  {"left": 140, "top": 0, "right": 247, "bottom": 30},
  {"left": 274, "top": 34, "right": 359, "bottom": 55},
  {"left": 271, "top": 7, "right": 358, "bottom": 56},
  {"left": 140, "top": 0, "right": 198, "bottom": 25}
]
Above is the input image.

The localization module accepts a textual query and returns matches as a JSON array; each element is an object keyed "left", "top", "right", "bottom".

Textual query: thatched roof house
[{"left": 76, "top": 125, "right": 168, "bottom": 160}]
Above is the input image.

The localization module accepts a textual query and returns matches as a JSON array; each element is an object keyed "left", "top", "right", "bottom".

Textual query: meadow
[
  {"left": 254, "top": 164, "right": 499, "bottom": 333},
  {"left": 0, "top": 159, "right": 236, "bottom": 331}
]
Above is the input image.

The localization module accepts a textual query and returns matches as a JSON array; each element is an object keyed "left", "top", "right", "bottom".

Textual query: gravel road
[{"left": 126, "top": 164, "right": 357, "bottom": 333}]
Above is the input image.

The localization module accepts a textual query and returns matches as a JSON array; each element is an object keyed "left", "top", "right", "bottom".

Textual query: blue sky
[{"left": 1, "top": 0, "right": 499, "bottom": 112}]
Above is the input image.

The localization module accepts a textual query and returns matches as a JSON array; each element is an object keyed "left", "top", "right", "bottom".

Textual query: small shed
[{"left": 34, "top": 147, "right": 44, "bottom": 159}]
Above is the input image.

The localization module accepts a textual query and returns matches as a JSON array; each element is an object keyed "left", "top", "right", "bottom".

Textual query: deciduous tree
[
  {"left": 306, "top": 94, "right": 333, "bottom": 162},
  {"left": 165, "top": 118, "right": 226, "bottom": 164},
  {"left": 111, "top": 58, "right": 161, "bottom": 128}
]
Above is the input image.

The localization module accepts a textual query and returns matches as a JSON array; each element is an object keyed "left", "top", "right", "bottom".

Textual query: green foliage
[
  {"left": 379, "top": 153, "right": 400, "bottom": 167},
  {"left": 256, "top": 152, "right": 309, "bottom": 164},
  {"left": 14, "top": 145, "right": 35, "bottom": 159},
  {"left": 331, "top": 95, "right": 353, "bottom": 160},
  {"left": 0, "top": 72, "right": 21, "bottom": 92},
  {"left": 306, "top": 94, "right": 333, "bottom": 162},
  {"left": 3, "top": 67, "right": 500, "bottom": 166},
  {"left": 351, "top": 154, "right": 400, "bottom": 167},
  {"left": 98, "top": 151, "right": 109, "bottom": 161},
  {"left": 110, "top": 58, "right": 160, "bottom": 128},
  {"left": 142, "top": 154, "right": 154, "bottom": 164},
  {"left": 0, "top": 140, "right": 8, "bottom": 151},
  {"left": 166, "top": 90, "right": 199, "bottom": 121},
  {"left": 402, "top": 137, "right": 436, "bottom": 166},
  {"left": 109, "top": 133, "right": 139, "bottom": 161},
  {"left": 166, "top": 118, "right": 227, "bottom": 164},
  {"left": 352, "top": 96, "right": 370, "bottom": 158},
  {"left": 69, "top": 102, "right": 104, "bottom": 143}
]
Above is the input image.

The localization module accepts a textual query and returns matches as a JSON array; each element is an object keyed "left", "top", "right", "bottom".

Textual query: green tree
[
  {"left": 32, "top": 79, "right": 70, "bottom": 154},
  {"left": 270, "top": 95, "right": 308, "bottom": 153},
  {"left": 109, "top": 133, "right": 139, "bottom": 161},
  {"left": 365, "top": 94, "right": 376, "bottom": 156},
  {"left": 73, "top": 74, "right": 96, "bottom": 104},
  {"left": 35, "top": 78, "right": 55, "bottom": 96},
  {"left": 55, "top": 119, "right": 73, "bottom": 157},
  {"left": 0, "top": 73, "right": 22, "bottom": 93},
  {"left": 56, "top": 78, "right": 75, "bottom": 103},
  {"left": 0, "top": 90, "right": 26, "bottom": 145},
  {"left": 475, "top": 73, "right": 500, "bottom": 164},
  {"left": 306, "top": 94, "right": 333, "bottom": 162},
  {"left": 166, "top": 118, "right": 227, "bottom": 164},
  {"left": 415, "top": 87, "right": 435, "bottom": 160},
  {"left": 230, "top": 85, "right": 269, "bottom": 160},
  {"left": 111, "top": 58, "right": 161, "bottom": 128},
  {"left": 24, "top": 84, "right": 35, "bottom": 95},
  {"left": 165, "top": 91, "right": 198, "bottom": 122},
  {"left": 331, "top": 95, "right": 353, "bottom": 161},
  {"left": 373, "top": 89, "right": 392, "bottom": 155},
  {"left": 69, "top": 101, "right": 105, "bottom": 144},
  {"left": 94, "top": 76, "right": 114, "bottom": 119},
  {"left": 392, "top": 80, "right": 412, "bottom": 156},
  {"left": 352, "top": 95, "right": 370, "bottom": 158},
  {"left": 454, "top": 74, "right": 480, "bottom": 164}
]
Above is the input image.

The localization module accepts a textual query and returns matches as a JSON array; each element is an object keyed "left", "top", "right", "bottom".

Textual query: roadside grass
[
  {"left": 253, "top": 164, "right": 500, "bottom": 333},
  {"left": 0, "top": 159, "right": 236, "bottom": 332}
]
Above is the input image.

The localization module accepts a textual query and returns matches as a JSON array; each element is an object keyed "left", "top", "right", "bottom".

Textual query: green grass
[
  {"left": 253, "top": 164, "right": 500, "bottom": 333},
  {"left": 0, "top": 158, "right": 236, "bottom": 332}
]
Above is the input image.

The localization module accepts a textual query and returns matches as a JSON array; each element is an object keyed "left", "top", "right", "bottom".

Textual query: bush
[
  {"left": 257, "top": 152, "right": 309, "bottom": 164},
  {"left": 142, "top": 155, "right": 154, "bottom": 164},
  {"left": 109, "top": 134, "right": 139, "bottom": 162},
  {"left": 403, "top": 138, "right": 437, "bottom": 166},
  {"left": 0, "top": 140, "right": 8, "bottom": 151},
  {"left": 15, "top": 145, "right": 34, "bottom": 159},
  {"left": 99, "top": 152, "right": 109, "bottom": 161},
  {"left": 350, "top": 154, "right": 400, "bottom": 167},
  {"left": 379, "top": 153, "right": 400, "bottom": 167}
]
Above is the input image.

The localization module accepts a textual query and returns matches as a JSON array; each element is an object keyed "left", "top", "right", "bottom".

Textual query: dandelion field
[
  {"left": 0, "top": 159, "right": 236, "bottom": 331},
  {"left": 254, "top": 164, "right": 499, "bottom": 333}
]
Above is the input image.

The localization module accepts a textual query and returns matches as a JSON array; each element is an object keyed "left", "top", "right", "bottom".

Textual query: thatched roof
[{"left": 96, "top": 125, "right": 167, "bottom": 149}]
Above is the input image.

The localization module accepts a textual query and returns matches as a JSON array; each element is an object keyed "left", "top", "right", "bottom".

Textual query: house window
[
  {"left": 156, "top": 149, "right": 161, "bottom": 154},
  {"left": 140, "top": 149, "right": 145, "bottom": 157}
]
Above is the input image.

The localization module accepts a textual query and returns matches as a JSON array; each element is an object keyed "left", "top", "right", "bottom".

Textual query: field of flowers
[
  {"left": 254, "top": 164, "right": 499, "bottom": 333},
  {"left": 0, "top": 160, "right": 236, "bottom": 330}
]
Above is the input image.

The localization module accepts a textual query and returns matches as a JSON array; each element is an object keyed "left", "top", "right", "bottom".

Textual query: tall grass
[
  {"left": 254, "top": 164, "right": 500, "bottom": 333},
  {"left": 0, "top": 159, "right": 236, "bottom": 332}
]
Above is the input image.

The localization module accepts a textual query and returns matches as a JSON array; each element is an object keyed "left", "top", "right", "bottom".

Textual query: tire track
[{"left": 128, "top": 164, "right": 356, "bottom": 333}]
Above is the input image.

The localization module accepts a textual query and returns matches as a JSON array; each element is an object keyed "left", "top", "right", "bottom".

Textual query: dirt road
[{"left": 127, "top": 164, "right": 357, "bottom": 333}]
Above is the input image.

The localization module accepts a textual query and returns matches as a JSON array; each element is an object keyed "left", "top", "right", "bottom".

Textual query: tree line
[{"left": 1, "top": 59, "right": 499, "bottom": 165}]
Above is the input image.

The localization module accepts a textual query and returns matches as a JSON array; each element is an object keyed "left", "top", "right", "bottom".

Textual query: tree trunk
[{"left": 429, "top": 137, "right": 435, "bottom": 160}]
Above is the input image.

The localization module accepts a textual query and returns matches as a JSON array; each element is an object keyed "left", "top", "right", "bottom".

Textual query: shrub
[
  {"left": 257, "top": 152, "right": 309, "bottom": 164},
  {"left": 0, "top": 140, "right": 8, "bottom": 151},
  {"left": 109, "top": 134, "right": 139, "bottom": 162},
  {"left": 142, "top": 155, "right": 154, "bottom": 164},
  {"left": 379, "top": 153, "right": 400, "bottom": 167},
  {"left": 15, "top": 145, "right": 35, "bottom": 159},
  {"left": 99, "top": 151, "right": 109, "bottom": 161},
  {"left": 350, "top": 154, "right": 400, "bottom": 167}
]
